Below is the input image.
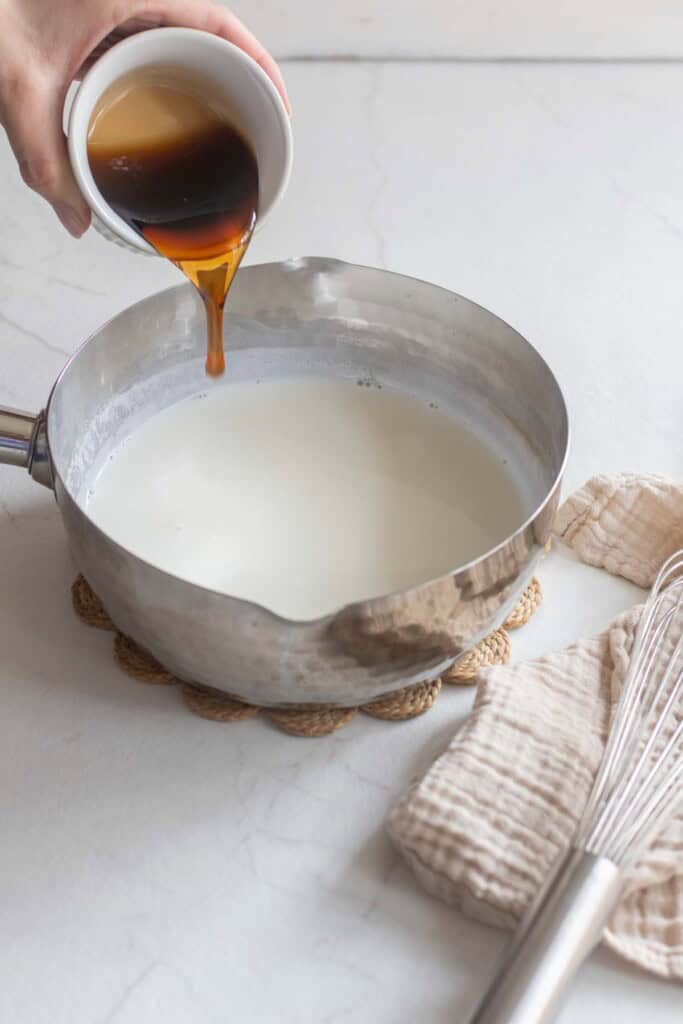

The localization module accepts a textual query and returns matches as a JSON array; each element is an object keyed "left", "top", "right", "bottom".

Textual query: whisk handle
[{"left": 466, "top": 848, "right": 624, "bottom": 1024}]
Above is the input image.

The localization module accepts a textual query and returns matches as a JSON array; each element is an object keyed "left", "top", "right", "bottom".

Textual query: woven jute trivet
[{"left": 71, "top": 574, "right": 542, "bottom": 737}]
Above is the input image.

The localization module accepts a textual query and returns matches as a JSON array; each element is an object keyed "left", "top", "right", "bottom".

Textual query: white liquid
[{"left": 85, "top": 378, "right": 525, "bottom": 620}]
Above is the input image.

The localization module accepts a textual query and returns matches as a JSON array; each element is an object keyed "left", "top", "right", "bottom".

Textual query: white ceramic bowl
[{"left": 66, "top": 27, "right": 293, "bottom": 255}]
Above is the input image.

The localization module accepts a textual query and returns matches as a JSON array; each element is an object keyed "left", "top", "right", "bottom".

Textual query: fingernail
[{"left": 53, "top": 203, "right": 89, "bottom": 238}]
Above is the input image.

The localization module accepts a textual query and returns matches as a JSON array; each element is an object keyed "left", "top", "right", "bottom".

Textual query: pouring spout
[{"left": 0, "top": 407, "right": 52, "bottom": 489}]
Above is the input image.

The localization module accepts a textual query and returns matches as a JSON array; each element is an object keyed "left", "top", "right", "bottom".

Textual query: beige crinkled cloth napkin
[{"left": 388, "top": 474, "right": 683, "bottom": 980}]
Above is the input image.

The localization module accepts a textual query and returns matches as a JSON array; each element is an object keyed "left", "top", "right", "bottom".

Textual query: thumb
[{"left": 2, "top": 72, "right": 91, "bottom": 237}]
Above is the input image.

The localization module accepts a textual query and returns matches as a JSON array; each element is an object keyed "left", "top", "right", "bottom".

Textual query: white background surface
[
  {"left": 1, "top": 4, "right": 682, "bottom": 1023},
  {"left": 231, "top": 0, "right": 683, "bottom": 58}
]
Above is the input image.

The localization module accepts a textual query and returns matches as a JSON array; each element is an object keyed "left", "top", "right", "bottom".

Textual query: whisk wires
[{"left": 576, "top": 549, "right": 683, "bottom": 868}]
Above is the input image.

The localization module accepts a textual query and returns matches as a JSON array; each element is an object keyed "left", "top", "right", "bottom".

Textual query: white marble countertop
[
  {"left": 232, "top": 0, "right": 683, "bottom": 59},
  {"left": 1, "top": 49, "right": 682, "bottom": 1024}
]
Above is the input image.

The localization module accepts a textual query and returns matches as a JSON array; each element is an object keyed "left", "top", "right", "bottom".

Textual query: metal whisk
[{"left": 468, "top": 548, "right": 683, "bottom": 1024}]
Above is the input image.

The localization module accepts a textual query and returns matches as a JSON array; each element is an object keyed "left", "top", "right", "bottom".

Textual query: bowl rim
[{"left": 66, "top": 26, "right": 293, "bottom": 254}]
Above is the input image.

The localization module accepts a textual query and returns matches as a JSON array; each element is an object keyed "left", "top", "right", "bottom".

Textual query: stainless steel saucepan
[{"left": 0, "top": 258, "right": 568, "bottom": 707}]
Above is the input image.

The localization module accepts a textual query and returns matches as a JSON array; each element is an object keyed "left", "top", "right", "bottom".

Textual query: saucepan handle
[{"left": 0, "top": 407, "right": 53, "bottom": 488}]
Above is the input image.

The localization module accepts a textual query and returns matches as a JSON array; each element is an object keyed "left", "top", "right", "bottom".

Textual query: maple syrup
[{"left": 87, "top": 67, "right": 258, "bottom": 376}]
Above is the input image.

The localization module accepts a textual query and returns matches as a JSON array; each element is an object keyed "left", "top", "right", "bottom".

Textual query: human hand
[{"left": 0, "top": 0, "right": 289, "bottom": 237}]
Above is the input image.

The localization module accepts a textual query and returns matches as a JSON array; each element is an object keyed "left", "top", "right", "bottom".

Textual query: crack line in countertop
[{"left": 0, "top": 310, "right": 70, "bottom": 357}]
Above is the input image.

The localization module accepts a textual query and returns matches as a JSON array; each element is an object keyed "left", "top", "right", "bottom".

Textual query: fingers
[
  {"left": 130, "top": 1, "right": 291, "bottom": 112},
  {"left": 1, "top": 69, "right": 91, "bottom": 237},
  {"left": 0, "top": 0, "right": 288, "bottom": 242},
  {"left": 208, "top": 5, "right": 291, "bottom": 114}
]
